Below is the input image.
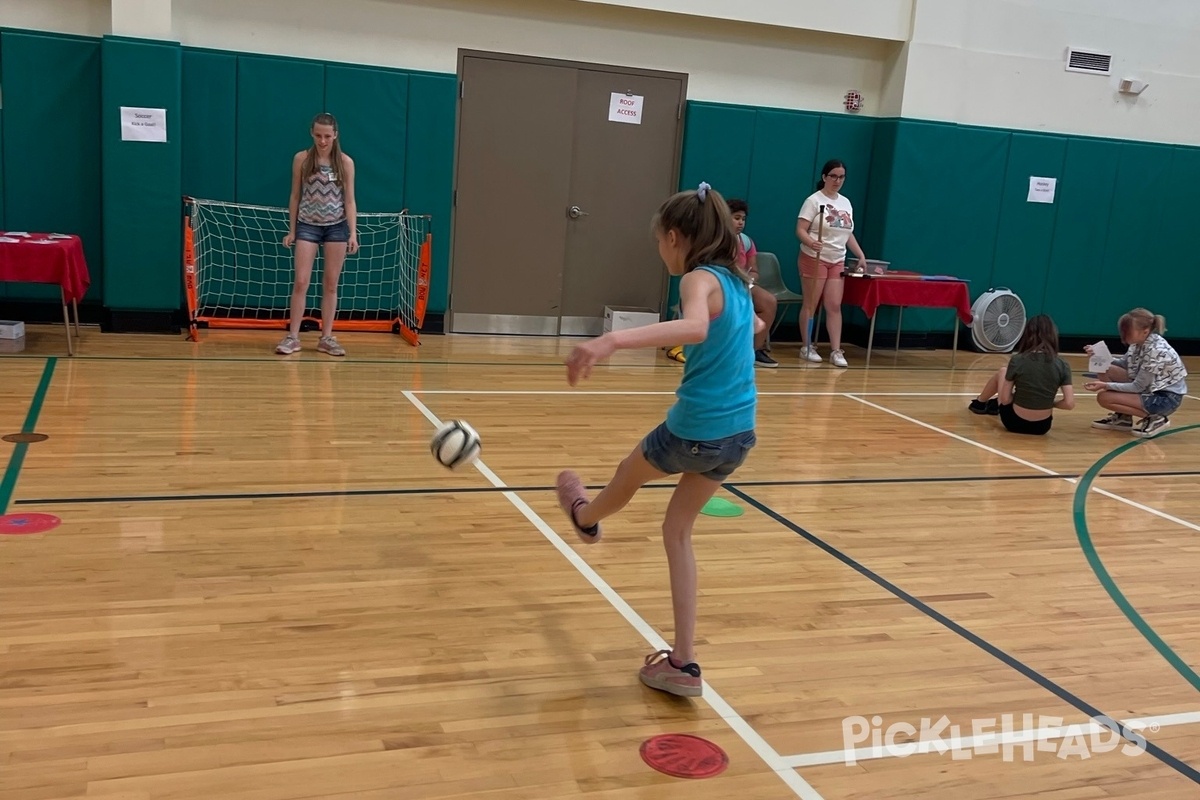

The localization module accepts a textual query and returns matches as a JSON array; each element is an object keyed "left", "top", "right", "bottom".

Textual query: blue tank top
[{"left": 665, "top": 265, "right": 757, "bottom": 441}]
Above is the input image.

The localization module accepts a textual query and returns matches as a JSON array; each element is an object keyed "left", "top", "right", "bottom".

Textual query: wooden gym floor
[{"left": 2, "top": 325, "right": 1199, "bottom": 799}]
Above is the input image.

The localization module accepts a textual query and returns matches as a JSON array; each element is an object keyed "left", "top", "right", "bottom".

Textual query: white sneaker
[
  {"left": 830, "top": 349, "right": 848, "bottom": 368},
  {"left": 800, "top": 345, "right": 822, "bottom": 363},
  {"left": 275, "top": 335, "right": 301, "bottom": 355}
]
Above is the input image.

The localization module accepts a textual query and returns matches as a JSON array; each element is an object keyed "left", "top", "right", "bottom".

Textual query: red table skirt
[
  {"left": 841, "top": 273, "right": 973, "bottom": 325},
  {"left": 0, "top": 233, "right": 91, "bottom": 303}
]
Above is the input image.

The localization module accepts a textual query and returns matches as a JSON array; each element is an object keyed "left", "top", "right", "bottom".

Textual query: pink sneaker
[
  {"left": 555, "top": 470, "right": 601, "bottom": 543},
  {"left": 639, "top": 650, "right": 702, "bottom": 697}
]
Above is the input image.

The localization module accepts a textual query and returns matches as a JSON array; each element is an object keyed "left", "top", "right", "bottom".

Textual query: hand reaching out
[{"left": 565, "top": 336, "right": 616, "bottom": 386}]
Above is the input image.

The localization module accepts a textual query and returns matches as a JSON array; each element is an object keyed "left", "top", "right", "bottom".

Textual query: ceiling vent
[{"left": 1065, "top": 48, "right": 1112, "bottom": 75}]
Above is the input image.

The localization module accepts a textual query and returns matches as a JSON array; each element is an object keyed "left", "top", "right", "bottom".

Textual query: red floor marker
[
  {"left": 0, "top": 513, "right": 61, "bottom": 535},
  {"left": 640, "top": 733, "right": 729, "bottom": 779}
]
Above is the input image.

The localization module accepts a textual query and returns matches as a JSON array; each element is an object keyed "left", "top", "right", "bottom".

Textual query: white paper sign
[
  {"left": 608, "top": 93, "right": 644, "bottom": 125},
  {"left": 1088, "top": 340, "right": 1113, "bottom": 374},
  {"left": 1027, "top": 176, "right": 1057, "bottom": 203},
  {"left": 120, "top": 106, "right": 168, "bottom": 142}
]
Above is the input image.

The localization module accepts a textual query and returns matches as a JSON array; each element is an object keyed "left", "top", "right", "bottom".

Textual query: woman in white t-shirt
[{"left": 795, "top": 160, "right": 869, "bottom": 367}]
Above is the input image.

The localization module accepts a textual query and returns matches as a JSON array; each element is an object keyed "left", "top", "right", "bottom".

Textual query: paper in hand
[{"left": 1088, "top": 341, "right": 1113, "bottom": 374}]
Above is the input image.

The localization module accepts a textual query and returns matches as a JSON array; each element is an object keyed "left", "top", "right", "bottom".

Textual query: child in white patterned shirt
[{"left": 1085, "top": 308, "right": 1188, "bottom": 439}]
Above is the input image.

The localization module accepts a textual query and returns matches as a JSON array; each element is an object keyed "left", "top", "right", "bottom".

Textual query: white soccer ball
[{"left": 430, "top": 420, "right": 481, "bottom": 469}]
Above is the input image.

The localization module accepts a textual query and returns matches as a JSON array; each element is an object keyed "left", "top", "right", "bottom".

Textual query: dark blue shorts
[
  {"left": 640, "top": 421, "right": 756, "bottom": 482},
  {"left": 296, "top": 219, "right": 350, "bottom": 244},
  {"left": 1142, "top": 390, "right": 1183, "bottom": 417}
]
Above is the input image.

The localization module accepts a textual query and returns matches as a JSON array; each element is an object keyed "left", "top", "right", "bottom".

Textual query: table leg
[
  {"left": 72, "top": 298, "right": 81, "bottom": 337},
  {"left": 60, "top": 287, "right": 74, "bottom": 357},
  {"left": 867, "top": 313, "right": 877, "bottom": 368},
  {"left": 895, "top": 306, "right": 904, "bottom": 352},
  {"left": 952, "top": 315, "right": 959, "bottom": 369}
]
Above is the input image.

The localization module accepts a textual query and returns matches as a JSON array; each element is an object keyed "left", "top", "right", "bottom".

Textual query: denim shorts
[
  {"left": 1142, "top": 390, "right": 1184, "bottom": 417},
  {"left": 296, "top": 219, "right": 350, "bottom": 244},
  {"left": 641, "top": 421, "right": 756, "bottom": 482}
]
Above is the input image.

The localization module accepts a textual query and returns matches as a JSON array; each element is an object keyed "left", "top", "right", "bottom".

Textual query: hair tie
[{"left": 697, "top": 182, "right": 710, "bottom": 201}]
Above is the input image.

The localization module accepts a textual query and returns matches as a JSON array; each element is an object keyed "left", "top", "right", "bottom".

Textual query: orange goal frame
[{"left": 183, "top": 200, "right": 431, "bottom": 347}]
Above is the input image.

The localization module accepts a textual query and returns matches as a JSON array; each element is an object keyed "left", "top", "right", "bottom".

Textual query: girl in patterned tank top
[{"left": 276, "top": 113, "right": 358, "bottom": 357}]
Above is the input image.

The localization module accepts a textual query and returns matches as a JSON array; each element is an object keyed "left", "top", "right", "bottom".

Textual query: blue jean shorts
[
  {"left": 296, "top": 219, "right": 350, "bottom": 244},
  {"left": 1142, "top": 390, "right": 1183, "bottom": 416},
  {"left": 641, "top": 421, "right": 756, "bottom": 482}
]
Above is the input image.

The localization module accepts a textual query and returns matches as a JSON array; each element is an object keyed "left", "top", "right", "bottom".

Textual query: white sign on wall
[
  {"left": 120, "top": 106, "right": 168, "bottom": 142},
  {"left": 608, "top": 93, "right": 644, "bottom": 125},
  {"left": 1027, "top": 176, "right": 1057, "bottom": 204}
]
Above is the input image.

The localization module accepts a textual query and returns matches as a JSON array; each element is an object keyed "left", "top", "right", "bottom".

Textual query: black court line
[
  {"left": 13, "top": 469, "right": 1200, "bottom": 507},
  {"left": 723, "top": 483, "right": 1200, "bottom": 784}
]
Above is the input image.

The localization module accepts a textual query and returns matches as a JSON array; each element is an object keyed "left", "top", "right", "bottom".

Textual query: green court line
[
  {"left": 0, "top": 358, "right": 57, "bottom": 515},
  {"left": 1073, "top": 422, "right": 1200, "bottom": 692}
]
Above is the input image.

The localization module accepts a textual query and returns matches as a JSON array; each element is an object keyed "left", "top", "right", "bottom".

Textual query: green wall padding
[
  {"left": 0, "top": 108, "right": 5, "bottom": 234},
  {"left": 861, "top": 119, "right": 897, "bottom": 257},
  {"left": 1, "top": 31, "right": 103, "bottom": 303},
  {"left": 1094, "top": 142, "right": 1174, "bottom": 330},
  {"left": 101, "top": 37, "right": 183, "bottom": 311},
  {"left": 743, "top": 109, "right": 821, "bottom": 327},
  {"left": 0, "top": 102, "right": 4, "bottom": 300},
  {"left": 670, "top": 102, "right": 759, "bottom": 317},
  {"left": 867, "top": 122, "right": 1010, "bottom": 333},
  {"left": 815, "top": 115, "right": 876, "bottom": 230},
  {"left": 236, "top": 56, "right": 325, "bottom": 207},
  {"left": 746, "top": 110, "right": 820, "bottom": 282},
  {"left": 325, "top": 65, "right": 408, "bottom": 213},
  {"left": 181, "top": 49, "right": 236, "bottom": 201},
  {"left": 671, "top": 103, "right": 879, "bottom": 321},
  {"left": 991, "top": 133, "right": 1066, "bottom": 314},
  {"left": 679, "top": 102, "right": 756, "bottom": 197},
  {"left": 949, "top": 126, "right": 1010, "bottom": 281},
  {"left": 1042, "top": 137, "right": 1119, "bottom": 335},
  {"left": 405, "top": 73, "right": 456, "bottom": 315},
  {"left": 1154, "top": 147, "right": 1200, "bottom": 338}
]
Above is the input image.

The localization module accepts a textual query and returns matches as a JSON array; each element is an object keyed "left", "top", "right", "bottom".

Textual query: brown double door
[{"left": 449, "top": 51, "right": 687, "bottom": 335}]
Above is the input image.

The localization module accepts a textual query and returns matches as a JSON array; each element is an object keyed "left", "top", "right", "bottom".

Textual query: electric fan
[{"left": 969, "top": 288, "right": 1026, "bottom": 353}]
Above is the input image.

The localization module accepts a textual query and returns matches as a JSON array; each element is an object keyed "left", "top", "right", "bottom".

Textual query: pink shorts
[{"left": 800, "top": 252, "right": 844, "bottom": 280}]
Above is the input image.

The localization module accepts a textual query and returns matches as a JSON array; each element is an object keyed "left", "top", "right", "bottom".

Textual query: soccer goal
[{"left": 183, "top": 197, "right": 431, "bottom": 346}]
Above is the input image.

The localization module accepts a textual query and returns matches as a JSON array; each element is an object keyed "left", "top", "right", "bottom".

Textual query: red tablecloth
[
  {"left": 0, "top": 233, "right": 90, "bottom": 303},
  {"left": 841, "top": 273, "right": 973, "bottom": 324}
]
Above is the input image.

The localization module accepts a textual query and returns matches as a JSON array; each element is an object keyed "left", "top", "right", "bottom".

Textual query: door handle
[{"left": 567, "top": 205, "right": 589, "bottom": 220}]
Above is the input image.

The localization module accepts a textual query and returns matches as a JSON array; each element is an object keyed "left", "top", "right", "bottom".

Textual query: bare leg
[
  {"left": 799, "top": 275, "right": 827, "bottom": 351},
  {"left": 320, "top": 241, "right": 348, "bottom": 338},
  {"left": 1096, "top": 390, "right": 1146, "bottom": 417},
  {"left": 750, "top": 285, "right": 777, "bottom": 351},
  {"left": 822, "top": 277, "right": 845, "bottom": 352},
  {"left": 976, "top": 366, "right": 1005, "bottom": 402},
  {"left": 575, "top": 445, "right": 668, "bottom": 529},
  {"left": 660, "top": 473, "right": 723, "bottom": 663},
  {"left": 288, "top": 242, "right": 318, "bottom": 337}
]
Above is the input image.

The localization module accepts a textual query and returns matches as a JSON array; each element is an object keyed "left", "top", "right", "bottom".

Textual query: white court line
[
  {"left": 782, "top": 710, "right": 1200, "bottom": 768},
  {"left": 401, "top": 391, "right": 823, "bottom": 799},
  {"left": 411, "top": 389, "right": 976, "bottom": 397},
  {"left": 844, "top": 395, "right": 1200, "bottom": 534}
]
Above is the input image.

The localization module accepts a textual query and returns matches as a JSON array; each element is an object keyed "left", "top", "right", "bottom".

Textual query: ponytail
[
  {"left": 652, "top": 182, "right": 746, "bottom": 283},
  {"left": 1118, "top": 307, "right": 1167, "bottom": 340}
]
